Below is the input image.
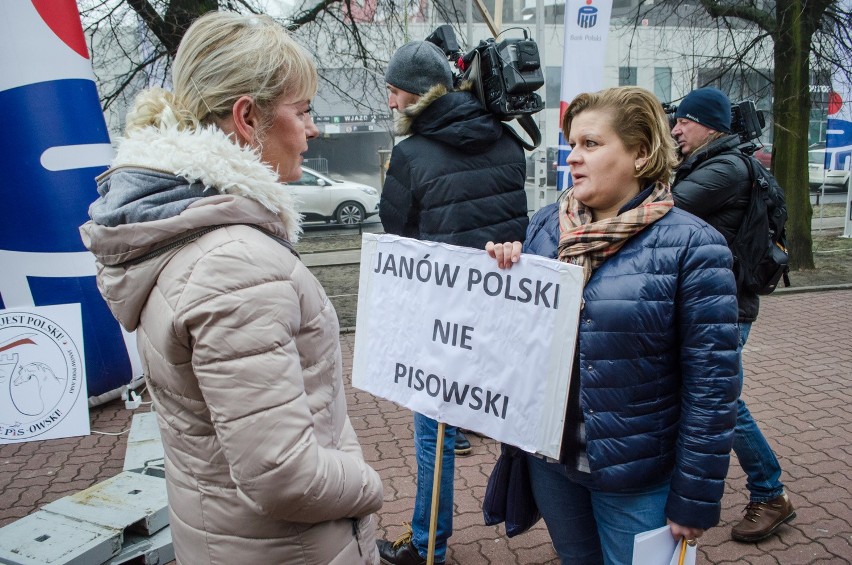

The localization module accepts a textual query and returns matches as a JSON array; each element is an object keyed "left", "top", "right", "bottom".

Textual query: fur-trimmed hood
[
  {"left": 79, "top": 124, "right": 304, "bottom": 331},
  {"left": 394, "top": 83, "right": 451, "bottom": 136},
  {"left": 394, "top": 82, "right": 506, "bottom": 154},
  {"left": 92, "top": 124, "right": 301, "bottom": 242}
]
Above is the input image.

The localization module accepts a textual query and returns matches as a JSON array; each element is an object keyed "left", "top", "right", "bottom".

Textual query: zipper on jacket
[{"left": 351, "top": 518, "right": 363, "bottom": 556}]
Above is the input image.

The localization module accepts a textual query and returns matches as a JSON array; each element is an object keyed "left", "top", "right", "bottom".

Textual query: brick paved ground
[{"left": 2, "top": 289, "right": 850, "bottom": 564}]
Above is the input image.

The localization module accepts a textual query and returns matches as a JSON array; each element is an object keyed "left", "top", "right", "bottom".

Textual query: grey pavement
[{"left": 2, "top": 289, "right": 851, "bottom": 564}]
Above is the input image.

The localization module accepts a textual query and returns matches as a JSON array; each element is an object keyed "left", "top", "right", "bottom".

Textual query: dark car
[{"left": 753, "top": 144, "right": 772, "bottom": 170}]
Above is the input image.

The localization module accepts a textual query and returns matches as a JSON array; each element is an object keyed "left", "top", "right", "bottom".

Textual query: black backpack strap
[{"left": 729, "top": 152, "right": 759, "bottom": 245}]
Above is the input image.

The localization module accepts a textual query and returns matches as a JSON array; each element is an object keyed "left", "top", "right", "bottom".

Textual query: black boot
[
  {"left": 454, "top": 431, "right": 472, "bottom": 456},
  {"left": 377, "top": 538, "right": 445, "bottom": 565}
]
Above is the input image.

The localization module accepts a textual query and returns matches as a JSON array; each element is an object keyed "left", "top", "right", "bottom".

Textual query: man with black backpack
[{"left": 671, "top": 87, "right": 796, "bottom": 543}]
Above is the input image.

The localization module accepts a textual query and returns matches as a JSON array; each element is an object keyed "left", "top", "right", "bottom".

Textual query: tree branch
[
  {"left": 699, "top": 0, "right": 776, "bottom": 33},
  {"left": 287, "top": 0, "right": 342, "bottom": 31}
]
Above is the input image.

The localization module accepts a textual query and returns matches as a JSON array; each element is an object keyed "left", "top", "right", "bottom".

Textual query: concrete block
[
  {"left": 123, "top": 412, "right": 165, "bottom": 478},
  {"left": 0, "top": 511, "right": 121, "bottom": 564},
  {"left": 43, "top": 471, "right": 168, "bottom": 536},
  {"left": 106, "top": 526, "right": 174, "bottom": 565}
]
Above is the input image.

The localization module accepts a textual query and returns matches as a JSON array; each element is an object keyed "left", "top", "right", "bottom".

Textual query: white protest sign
[
  {"left": 352, "top": 234, "right": 583, "bottom": 459},
  {"left": 0, "top": 303, "right": 89, "bottom": 443}
]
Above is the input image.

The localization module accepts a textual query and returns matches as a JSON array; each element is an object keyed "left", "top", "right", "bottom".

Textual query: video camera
[
  {"left": 664, "top": 99, "right": 766, "bottom": 144},
  {"left": 426, "top": 24, "right": 545, "bottom": 122}
]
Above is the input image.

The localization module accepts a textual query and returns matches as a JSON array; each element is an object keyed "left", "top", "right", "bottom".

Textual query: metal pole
[
  {"left": 466, "top": 0, "right": 473, "bottom": 48},
  {"left": 426, "top": 422, "right": 446, "bottom": 565},
  {"left": 534, "top": 0, "right": 548, "bottom": 211}
]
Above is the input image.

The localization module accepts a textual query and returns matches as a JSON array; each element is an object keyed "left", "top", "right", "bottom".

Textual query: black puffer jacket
[
  {"left": 380, "top": 85, "right": 528, "bottom": 248},
  {"left": 672, "top": 134, "right": 758, "bottom": 322}
]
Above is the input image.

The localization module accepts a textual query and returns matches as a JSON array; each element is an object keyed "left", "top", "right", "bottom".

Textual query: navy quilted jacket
[{"left": 524, "top": 202, "right": 741, "bottom": 529}]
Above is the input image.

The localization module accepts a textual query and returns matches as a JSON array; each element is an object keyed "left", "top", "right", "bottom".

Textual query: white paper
[
  {"left": 633, "top": 526, "right": 696, "bottom": 565},
  {"left": 352, "top": 234, "right": 584, "bottom": 458},
  {"left": 0, "top": 304, "right": 89, "bottom": 443}
]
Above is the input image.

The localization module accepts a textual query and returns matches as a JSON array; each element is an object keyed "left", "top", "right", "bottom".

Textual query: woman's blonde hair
[
  {"left": 562, "top": 86, "right": 678, "bottom": 185},
  {"left": 124, "top": 12, "right": 317, "bottom": 134}
]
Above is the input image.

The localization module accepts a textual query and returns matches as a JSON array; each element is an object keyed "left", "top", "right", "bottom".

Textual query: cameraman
[
  {"left": 378, "top": 40, "right": 528, "bottom": 565},
  {"left": 671, "top": 87, "right": 795, "bottom": 543}
]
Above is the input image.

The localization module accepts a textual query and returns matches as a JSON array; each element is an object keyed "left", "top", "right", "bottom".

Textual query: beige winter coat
[{"left": 80, "top": 124, "right": 382, "bottom": 564}]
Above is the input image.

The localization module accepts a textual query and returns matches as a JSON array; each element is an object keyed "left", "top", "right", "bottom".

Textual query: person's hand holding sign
[{"left": 485, "top": 241, "right": 522, "bottom": 270}]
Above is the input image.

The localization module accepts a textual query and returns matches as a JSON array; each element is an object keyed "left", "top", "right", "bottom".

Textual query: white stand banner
[
  {"left": 561, "top": 0, "right": 613, "bottom": 108},
  {"left": 352, "top": 234, "right": 583, "bottom": 459},
  {"left": 1, "top": 303, "right": 89, "bottom": 443},
  {"left": 556, "top": 0, "right": 613, "bottom": 191}
]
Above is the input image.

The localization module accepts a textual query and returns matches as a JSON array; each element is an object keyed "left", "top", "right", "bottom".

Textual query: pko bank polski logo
[{"left": 578, "top": 1, "right": 599, "bottom": 28}]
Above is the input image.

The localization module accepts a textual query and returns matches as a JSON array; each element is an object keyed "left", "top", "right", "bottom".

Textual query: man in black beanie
[
  {"left": 377, "top": 40, "right": 529, "bottom": 565},
  {"left": 671, "top": 86, "right": 796, "bottom": 543}
]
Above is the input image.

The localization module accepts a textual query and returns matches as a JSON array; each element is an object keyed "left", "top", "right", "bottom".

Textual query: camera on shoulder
[
  {"left": 664, "top": 99, "right": 766, "bottom": 145},
  {"left": 426, "top": 24, "right": 545, "bottom": 121}
]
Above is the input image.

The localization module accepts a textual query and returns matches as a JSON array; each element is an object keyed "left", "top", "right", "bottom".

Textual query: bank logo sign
[
  {"left": 0, "top": 304, "right": 89, "bottom": 443},
  {"left": 578, "top": 3, "right": 599, "bottom": 28}
]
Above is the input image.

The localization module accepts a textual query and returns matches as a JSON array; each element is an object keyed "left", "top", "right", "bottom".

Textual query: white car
[
  {"left": 808, "top": 145, "right": 851, "bottom": 192},
  {"left": 289, "top": 167, "right": 380, "bottom": 224}
]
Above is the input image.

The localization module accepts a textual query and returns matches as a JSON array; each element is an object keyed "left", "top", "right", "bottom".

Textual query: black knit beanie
[
  {"left": 385, "top": 41, "right": 453, "bottom": 96},
  {"left": 675, "top": 87, "right": 732, "bottom": 133}
]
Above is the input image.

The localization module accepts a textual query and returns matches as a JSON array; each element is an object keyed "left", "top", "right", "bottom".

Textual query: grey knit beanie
[{"left": 385, "top": 40, "right": 453, "bottom": 96}]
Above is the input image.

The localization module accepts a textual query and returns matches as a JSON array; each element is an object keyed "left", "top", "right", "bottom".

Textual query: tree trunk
[
  {"left": 772, "top": 0, "right": 815, "bottom": 270},
  {"left": 128, "top": 0, "right": 218, "bottom": 57}
]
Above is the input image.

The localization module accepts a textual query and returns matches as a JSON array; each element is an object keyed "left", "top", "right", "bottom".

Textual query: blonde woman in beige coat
[{"left": 79, "top": 12, "right": 383, "bottom": 564}]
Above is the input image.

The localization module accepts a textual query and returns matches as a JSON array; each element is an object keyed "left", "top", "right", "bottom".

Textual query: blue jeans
[
  {"left": 411, "top": 412, "right": 457, "bottom": 561},
  {"left": 526, "top": 455, "right": 669, "bottom": 565},
  {"left": 733, "top": 322, "right": 785, "bottom": 502}
]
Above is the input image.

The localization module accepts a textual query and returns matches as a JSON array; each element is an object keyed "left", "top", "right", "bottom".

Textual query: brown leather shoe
[
  {"left": 377, "top": 530, "right": 445, "bottom": 565},
  {"left": 731, "top": 492, "right": 796, "bottom": 542}
]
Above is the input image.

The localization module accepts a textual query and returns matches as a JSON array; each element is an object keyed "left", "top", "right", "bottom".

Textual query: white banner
[
  {"left": 556, "top": 0, "right": 613, "bottom": 190},
  {"left": 0, "top": 304, "right": 90, "bottom": 443},
  {"left": 825, "top": 0, "right": 852, "bottom": 236},
  {"left": 352, "top": 234, "right": 583, "bottom": 459}
]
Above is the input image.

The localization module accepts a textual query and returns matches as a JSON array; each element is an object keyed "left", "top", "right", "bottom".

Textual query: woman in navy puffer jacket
[{"left": 488, "top": 87, "right": 740, "bottom": 565}]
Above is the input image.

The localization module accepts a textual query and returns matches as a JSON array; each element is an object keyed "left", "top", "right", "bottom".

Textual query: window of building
[
  {"left": 546, "top": 65, "right": 562, "bottom": 108},
  {"left": 619, "top": 66, "right": 637, "bottom": 86},
  {"left": 654, "top": 67, "right": 672, "bottom": 102}
]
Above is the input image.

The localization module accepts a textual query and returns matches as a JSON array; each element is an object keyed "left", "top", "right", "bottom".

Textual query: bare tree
[
  {"left": 80, "top": 0, "right": 469, "bottom": 134},
  {"left": 626, "top": 0, "right": 852, "bottom": 271}
]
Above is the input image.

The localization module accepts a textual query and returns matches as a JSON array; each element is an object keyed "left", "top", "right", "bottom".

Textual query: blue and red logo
[
  {"left": 0, "top": 0, "right": 134, "bottom": 399},
  {"left": 578, "top": 0, "right": 599, "bottom": 28}
]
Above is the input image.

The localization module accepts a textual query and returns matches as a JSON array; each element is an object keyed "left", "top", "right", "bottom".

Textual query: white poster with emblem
[{"left": 0, "top": 303, "right": 89, "bottom": 443}]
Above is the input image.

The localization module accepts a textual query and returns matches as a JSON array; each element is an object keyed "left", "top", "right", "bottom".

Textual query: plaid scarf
[{"left": 557, "top": 182, "right": 674, "bottom": 286}]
